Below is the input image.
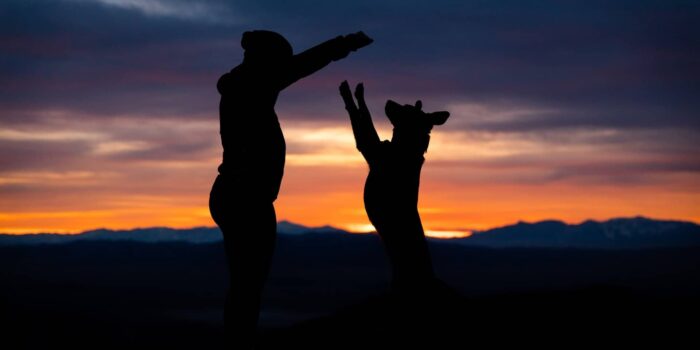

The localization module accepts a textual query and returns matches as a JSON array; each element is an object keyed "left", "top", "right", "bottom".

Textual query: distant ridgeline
[{"left": 1, "top": 217, "right": 699, "bottom": 249}]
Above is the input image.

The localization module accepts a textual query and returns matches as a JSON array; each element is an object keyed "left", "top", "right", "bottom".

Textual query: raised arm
[
  {"left": 339, "top": 81, "right": 381, "bottom": 158},
  {"left": 280, "top": 32, "right": 373, "bottom": 89}
]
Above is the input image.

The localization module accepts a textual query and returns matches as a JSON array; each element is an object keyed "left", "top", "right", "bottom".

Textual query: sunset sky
[{"left": 1, "top": 0, "right": 698, "bottom": 236}]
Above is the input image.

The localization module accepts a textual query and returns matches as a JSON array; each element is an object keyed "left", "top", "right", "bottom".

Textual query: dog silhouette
[{"left": 339, "top": 81, "right": 449, "bottom": 291}]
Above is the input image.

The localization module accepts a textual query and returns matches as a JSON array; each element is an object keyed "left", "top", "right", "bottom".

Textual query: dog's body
[{"left": 340, "top": 81, "right": 449, "bottom": 289}]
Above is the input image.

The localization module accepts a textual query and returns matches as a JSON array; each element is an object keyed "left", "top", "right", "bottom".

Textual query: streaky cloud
[{"left": 70, "top": 0, "right": 241, "bottom": 24}]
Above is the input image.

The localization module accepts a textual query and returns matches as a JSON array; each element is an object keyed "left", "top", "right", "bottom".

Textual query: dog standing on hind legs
[{"left": 339, "top": 81, "right": 451, "bottom": 294}]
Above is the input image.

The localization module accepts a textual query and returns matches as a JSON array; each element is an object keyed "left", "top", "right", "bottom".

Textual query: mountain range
[
  {"left": 0, "top": 220, "right": 346, "bottom": 245},
  {"left": 1, "top": 216, "right": 699, "bottom": 249},
  {"left": 462, "top": 216, "right": 700, "bottom": 249}
]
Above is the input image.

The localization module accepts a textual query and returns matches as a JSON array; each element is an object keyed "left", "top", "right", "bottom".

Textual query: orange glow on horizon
[
  {"left": 1, "top": 175, "right": 698, "bottom": 237},
  {"left": 1, "top": 122, "right": 698, "bottom": 237},
  {"left": 425, "top": 230, "right": 473, "bottom": 239}
]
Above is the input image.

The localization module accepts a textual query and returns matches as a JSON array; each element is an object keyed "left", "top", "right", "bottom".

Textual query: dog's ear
[
  {"left": 414, "top": 100, "right": 423, "bottom": 111},
  {"left": 428, "top": 111, "right": 450, "bottom": 126},
  {"left": 384, "top": 100, "right": 402, "bottom": 126}
]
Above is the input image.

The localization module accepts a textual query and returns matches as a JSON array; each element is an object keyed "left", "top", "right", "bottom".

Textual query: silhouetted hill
[
  {"left": 2, "top": 216, "right": 699, "bottom": 249},
  {"left": 259, "top": 285, "right": 697, "bottom": 349},
  {"left": 459, "top": 216, "right": 700, "bottom": 248},
  {"left": 277, "top": 220, "right": 346, "bottom": 235},
  {"left": 2, "top": 234, "right": 698, "bottom": 349},
  {"left": 0, "top": 221, "right": 346, "bottom": 245}
]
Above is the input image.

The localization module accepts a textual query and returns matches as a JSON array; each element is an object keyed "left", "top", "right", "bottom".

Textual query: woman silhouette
[{"left": 209, "top": 30, "right": 372, "bottom": 348}]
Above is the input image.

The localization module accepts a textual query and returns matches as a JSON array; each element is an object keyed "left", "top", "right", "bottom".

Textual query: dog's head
[{"left": 385, "top": 100, "right": 450, "bottom": 133}]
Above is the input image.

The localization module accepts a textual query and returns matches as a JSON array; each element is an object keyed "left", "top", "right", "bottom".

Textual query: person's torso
[{"left": 216, "top": 66, "right": 287, "bottom": 200}]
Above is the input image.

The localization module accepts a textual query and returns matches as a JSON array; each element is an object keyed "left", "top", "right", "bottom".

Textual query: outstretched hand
[{"left": 345, "top": 31, "right": 373, "bottom": 51}]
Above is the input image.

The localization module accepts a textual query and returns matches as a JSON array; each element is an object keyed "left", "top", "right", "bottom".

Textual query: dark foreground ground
[{"left": 2, "top": 233, "right": 699, "bottom": 348}]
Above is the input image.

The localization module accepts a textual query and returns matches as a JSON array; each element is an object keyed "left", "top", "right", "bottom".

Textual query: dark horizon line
[{"left": 2, "top": 215, "right": 698, "bottom": 237}]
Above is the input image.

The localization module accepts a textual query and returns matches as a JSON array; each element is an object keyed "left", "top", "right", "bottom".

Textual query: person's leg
[
  {"left": 210, "top": 176, "right": 277, "bottom": 348},
  {"left": 222, "top": 201, "right": 277, "bottom": 348}
]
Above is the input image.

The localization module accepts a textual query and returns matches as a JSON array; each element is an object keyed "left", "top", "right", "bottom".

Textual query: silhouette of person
[
  {"left": 339, "top": 81, "right": 450, "bottom": 292},
  {"left": 209, "top": 31, "right": 372, "bottom": 348}
]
